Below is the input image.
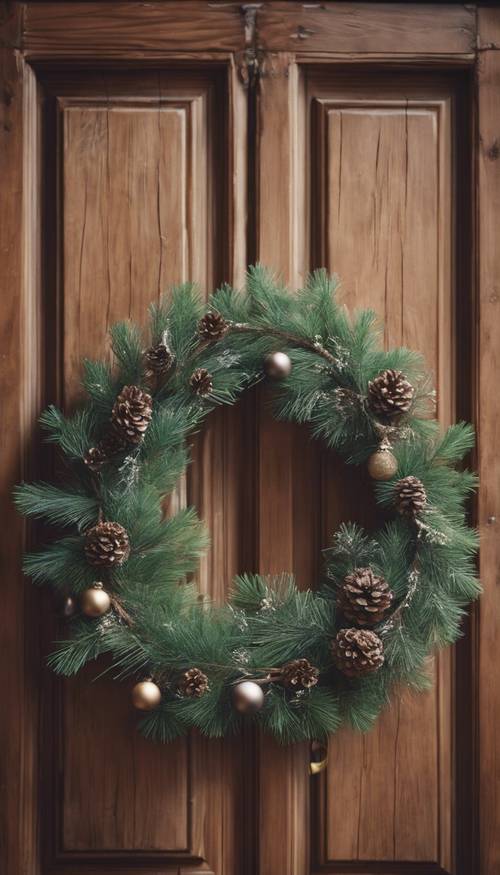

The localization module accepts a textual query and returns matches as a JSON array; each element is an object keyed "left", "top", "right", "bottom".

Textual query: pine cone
[
  {"left": 395, "top": 475, "right": 427, "bottom": 518},
  {"left": 84, "top": 432, "right": 128, "bottom": 471},
  {"left": 144, "top": 343, "right": 175, "bottom": 376},
  {"left": 83, "top": 445, "right": 108, "bottom": 472},
  {"left": 100, "top": 430, "right": 128, "bottom": 458},
  {"left": 198, "top": 311, "right": 227, "bottom": 340},
  {"left": 281, "top": 658, "right": 319, "bottom": 689},
  {"left": 368, "top": 369, "right": 414, "bottom": 419},
  {"left": 331, "top": 628, "right": 384, "bottom": 678},
  {"left": 111, "top": 385, "right": 153, "bottom": 445},
  {"left": 338, "top": 567, "right": 393, "bottom": 627},
  {"left": 85, "top": 521, "right": 130, "bottom": 567},
  {"left": 190, "top": 367, "right": 213, "bottom": 396},
  {"left": 178, "top": 667, "right": 209, "bottom": 698}
]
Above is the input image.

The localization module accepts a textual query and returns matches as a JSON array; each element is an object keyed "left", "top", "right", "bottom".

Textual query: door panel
[
  {"left": 311, "top": 72, "right": 457, "bottom": 868},
  {"left": 257, "top": 62, "right": 471, "bottom": 873},
  {"left": 1, "top": 4, "right": 496, "bottom": 875},
  {"left": 38, "top": 67, "right": 247, "bottom": 873}
]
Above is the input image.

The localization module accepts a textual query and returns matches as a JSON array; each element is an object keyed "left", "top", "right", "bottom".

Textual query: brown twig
[
  {"left": 238, "top": 668, "right": 284, "bottom": 686},
  {"left": 110, "top": 595, "right": 134, "bottom": 627},
  {"left": 379, "top": 556, "right": 420, "bottom": 635},
  {"left": 228, "top": 321, "right": 338, "bottom": 365}
]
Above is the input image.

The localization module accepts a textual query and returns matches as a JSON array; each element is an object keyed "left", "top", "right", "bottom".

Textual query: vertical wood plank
[
  {"left": 0, "top": 19, "right": 41, "bottom": 874},
  {"left": 477, "top": 11, "right": 500, "bottom": 874},
  {"left": 308, "top": 74, "right": 459, "bottom": 867},
  {"left": 256, "top": 53, "right": 310, "bottom": 875}
]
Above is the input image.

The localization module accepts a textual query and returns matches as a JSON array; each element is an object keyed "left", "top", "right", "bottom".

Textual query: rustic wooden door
[{"left": 2, "top": 3, "right": 499, "bottom": 874}]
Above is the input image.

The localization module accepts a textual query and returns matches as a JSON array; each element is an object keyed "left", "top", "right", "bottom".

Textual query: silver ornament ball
[
  {"left": 264, "top": 351, "right": 292, "bottom": 380},
  {"left": 233, "top": 680, "right": 265, "bottom": 714}
]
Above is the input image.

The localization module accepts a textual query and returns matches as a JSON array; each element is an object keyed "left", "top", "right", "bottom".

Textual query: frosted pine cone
[
  {"left": 198, "top": 311, "right": 227, "bottom": 340},
  {"left": 338, "top": 567, "right": 393, "bottom": 627},
  {"left": 112, "top": 385, "right": 153, "bottom": 445},
  {"left": 394, "top": 475, "right": 427, "bottom": 518},
  {"left": 190, "top": 368, "right": 213, "bottom": 396},
  {"left": 368, "top": 369, "right": 414, "bottom": 419},
  {"left": 84, "top": 430, "right": 129, "bottom": 471},
  {"left": 331, "top": 628, "right": 384, "bottom": 677},
  {"left": 178, "top": 667, "right": 209, "bottom": 698},
  {"left": 144, "top": 343, "right": 175, "bottom": 376},
  {"left": 281, "top": 658, "right": 319, "bottom": 689},
  {"left": 83, "top": 445, "right": 108, "bottom": 472},
  {"left": 85, "top": 521, "right": 130, "bottom": 567}
]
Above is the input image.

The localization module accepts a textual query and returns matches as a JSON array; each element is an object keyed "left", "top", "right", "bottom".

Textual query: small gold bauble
[
  {"left": 367, "top": 448, "right": 398, "bottom": 481},
  {"left": 80, "top": 583, "right": 111, "bottom": 618},
  {"left": 233, "top": 680, "right": 265, "bottom": 714},
  {"left": 131, "top": 680, "right": 162, "bottom": 711},
  {"left": 264, "top": 351, "right": 292, "bottom": 380}
]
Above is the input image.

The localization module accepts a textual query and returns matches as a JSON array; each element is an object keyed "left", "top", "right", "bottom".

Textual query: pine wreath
[{"left": 14, "top": 267, "right": 480, "bottom": 744}]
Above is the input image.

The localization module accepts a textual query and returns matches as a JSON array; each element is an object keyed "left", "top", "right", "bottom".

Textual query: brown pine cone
[
  {"left": 85, "top": 521, "right": 130, "bottom": 567},
  {"left": 338, "top": 567, "right": 393, "bottom": 627},
  {"left": 83, "top": 445, "right": 108, "bottom": 472},
  {"left": 178, "top": 667, "right": 209, "bottom": 698},
  {"left": 281, "top": 658, "right": 319, "bottom": 689},
  {"left": 331, "top": 628, "right": 384, "bottom": 678},
  {"left": 190, "top": 367, "right": 213, "bottom": 396},
  {"left": 111, "top": 385, "right": 153, "bottom": 445},
  {"left": 198, "top": 311, "right": 227, "bottom": 340},
  {"left": 84, "top": 432, "right": 128, "bottom": 471},
  {"left": 144, "top": 343, "right": 175, "bottom": 376},
  {"left": 100, "top": 430, "right": 128, "bottom": 457},
  {"left": 394, "top": 475, "right": 427, "bottom": 518},
  {"left": 367, "top": 369, "right": 414, "bottom": 419}
]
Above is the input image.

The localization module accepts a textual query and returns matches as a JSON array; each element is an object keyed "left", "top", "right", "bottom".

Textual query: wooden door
[{"left": 1, "top": 4, "right": 499, "bottom": 874}]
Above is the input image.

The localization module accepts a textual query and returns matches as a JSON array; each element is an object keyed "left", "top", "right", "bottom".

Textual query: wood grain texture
[
  {"left": 309, "top": 72, "right": 458, "bottom": 869},
  {"left": 62, "top": 666, "right": 189, "bottom": 851},
  {"left": 256, "top": 52, "right": 311, "bottom": 875},
  {"left": 258, "top": 3, "right": 475, "bottom": 56},
  {"left": 253, "top": 50, "right": 476, "bottom": 875},
  {"left": 20, "top": 2, "right": 477, "bottom": 61},
  {"left": 255, "top": 61, "right": 471, "bottom": 871},
  {"left": 38, "top": 67, "right": 247, "bottom": 871},
  {"left": 0, "top": 25, "right": 42, "bottom": 875},
  {"left": 477, "top": 11, "right": 500, "bottom": 873},
  {"left": 23, "top": 1, "right": 245, "bottom": 59}
]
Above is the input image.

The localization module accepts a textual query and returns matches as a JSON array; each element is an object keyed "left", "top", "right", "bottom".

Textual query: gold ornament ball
[
  {"left": 80, "top": 583, "right": 111, "bottom": 618},
  {"left": 131, "top": 680, "right": 162, "bottom": 711},
  {"left": 264, "top": 351, "right": 292, "bottom": 380},
  {"left": 233, "top": 680, "right": 265, "bottom": 714},
  {"left": 367, "top": 448, "right": 398, "bottom": 481}
]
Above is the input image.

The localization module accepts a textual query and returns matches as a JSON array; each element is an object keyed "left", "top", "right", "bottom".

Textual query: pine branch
[{"left": 14, "top": 482, "right": 99, "bottom": 530}]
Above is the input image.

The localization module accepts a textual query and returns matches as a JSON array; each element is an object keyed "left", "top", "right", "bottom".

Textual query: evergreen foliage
[{"left": 15, "top": 267, "right": 479, "bottom": 744}]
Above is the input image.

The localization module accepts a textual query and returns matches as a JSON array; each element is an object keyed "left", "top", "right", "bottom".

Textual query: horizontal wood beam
[
  {"left": 20, "top": 2, "right": 477, "bottom": 62},
  {"left": 22, "top": 1, "right": 246, "bottom": 59},
  {"left": 258, "top": 3, "right": 476, "bottom": 56}
]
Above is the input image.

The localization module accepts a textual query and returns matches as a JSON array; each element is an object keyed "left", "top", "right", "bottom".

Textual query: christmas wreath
[{"left": 15, "top": 267, "right": 480, "bottom": 744}]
